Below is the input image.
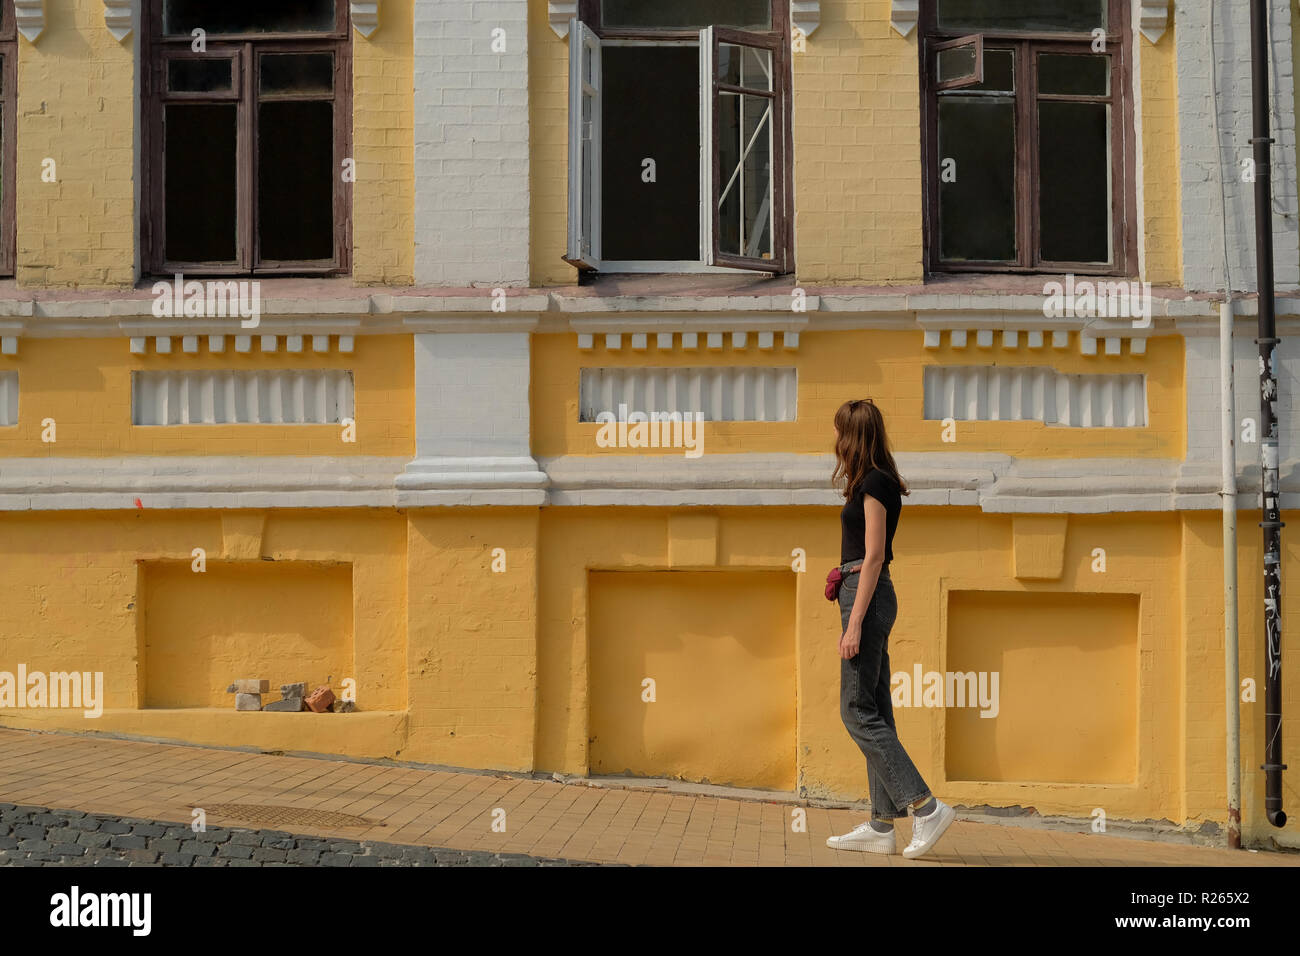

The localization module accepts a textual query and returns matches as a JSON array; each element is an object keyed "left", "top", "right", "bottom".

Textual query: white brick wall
[
  {"left": 414, "top": 0, "right": 531, "bottom": 287},
  {"left": 1183, "top": 320, "right": 1300, "bottom": 469},
  {"left": 1177, "top": 0, "right": 1300, "bottom": 293}
]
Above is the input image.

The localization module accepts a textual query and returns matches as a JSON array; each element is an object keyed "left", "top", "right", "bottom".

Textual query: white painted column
[
  {"left": 414, "top": 0, "right": 532, "bottom": 287},
  {"left": 396, "top": 332, "right": 547, "bottom": 504}
]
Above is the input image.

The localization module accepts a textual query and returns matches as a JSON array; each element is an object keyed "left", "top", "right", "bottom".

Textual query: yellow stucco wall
[
  {"left": 0, "top": 335, "right": 414, "bottom": 457},
  {"left": 528, "top": 0, "right": 1186, "bottom": 286},
  {"left": 9, "top": 3, "right": 413, "bottom": 287},
  {"left": 533, "top": 330, "right": 1185, "bottom": 459},
  {"left": 16, "top": 2, "right": 136, "bottom": 287},
  {"left": 1, "top": 502, "right": 1296, "bottom": 841},
  {"left": 1139, "top": 20, "right": 1183, "bottom": 286},
  {"left": 402, "top": 508, "right": 540, "bottom": 769},
  {"left": 0, "top": 508, "right": 409, "bottom": 754},
  {"left": 352, "top": 0, "right": 416, "bottom": 285}
]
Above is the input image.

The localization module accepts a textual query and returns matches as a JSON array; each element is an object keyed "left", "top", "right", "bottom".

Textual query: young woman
[{"left": 826, "top": 399, "right": 955, "bottom": 858}]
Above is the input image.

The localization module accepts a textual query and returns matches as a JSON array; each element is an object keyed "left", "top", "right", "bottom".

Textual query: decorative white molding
[
  {"left": 15, "top": 0, "right": 45, "bottom": 42},
  {"left": 580, "top": 366, "right": 799, "bottom": 423},
  {"left": 351, "top": 1, "right": 380, "bottom": 38},
  {"left": 0, "top": 371, "right": 16, "bottom": 427},
  {"left": 548, "top": 2, "right": 819, "bottom": 40},
  {"left": 1138, "top": 0, "right": 1170, "bottom": 44},
  {"left": 923, "top": 366, "right": 1148, "bottom": 427},
  {"left": 132, "top": 369, "right": 355, "bottom": 426},
  {"left": 549, "top": 1, "right": 578, "bottom": 38},
  {"left": 891, "top": 0, "right": 919, "bottom": 37},
  {"left": 791, "top": 1, "right": 820, "bottom": 38},
  {"left": 102, "top": 0, "right": 132, "bottom": 41}
]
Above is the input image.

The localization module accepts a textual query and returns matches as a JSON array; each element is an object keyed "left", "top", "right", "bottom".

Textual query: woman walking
[{"left": 826, "top": 399, "right": 955, "bottom": 858}]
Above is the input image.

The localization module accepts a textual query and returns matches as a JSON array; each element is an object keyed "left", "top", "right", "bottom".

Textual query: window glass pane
[
  {"left": 937, "top": 0, "right": 1105, "bottom": 33},
  {"left": 718, "top": 44, "right": 772, "bottom": 91},
  {"left": 1038, "top": 54, "right": 1109, "bottom": 96},
  {"left": 938, "top": 97, "right": 1016, "bottom": 262},
  {"left": 258, "top": 101, "right": 335, "bottom": 261},
  {"left": 260, "top": 53, "right": 334, "bottom": 94},
  {"left": 601, "top": 46, "right": 699, "bottom": 261},
  {"left": 937, "top": 46, "right": 977, "bottom": 85},
  {"left": 163, "top": 0, "right": 336, "bottom": 35},
  {"left": 718, "top": 90, "right": 774, "bottom": 260},
  {"left": 165, "top": 103, "right": 238, "bottom": 262},
  {"left": 601, "top": 0, "right": 771, "bottom": 30},
  {"left": 970, "top": 50, "right": 1015, "bottom": 92},
  {"left": 1038, "top": 101, "right": 1111, "bottom": 263},
  {"left": 167, "top": 58, "right": 234, "bottom": 93}
]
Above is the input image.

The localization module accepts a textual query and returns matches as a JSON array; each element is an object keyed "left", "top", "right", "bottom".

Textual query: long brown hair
[{"left": 832, "top": 399, "right": 909, "bottom": 499}]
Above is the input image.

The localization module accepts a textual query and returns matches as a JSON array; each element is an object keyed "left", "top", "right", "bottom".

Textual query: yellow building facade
[{"left": 0, "top": 0, "right": 1297, "bottom": 849}]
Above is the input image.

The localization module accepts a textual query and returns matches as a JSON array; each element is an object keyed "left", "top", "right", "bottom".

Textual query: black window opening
[
  {"left": 566, "top": 1, "right": 793, "bottom": 275},
  {"left": 145, "top": 0, "right": 351, "bottom": 276},
  {"left": 922, "top": 0, "right": 1135, "bottom": 276}
]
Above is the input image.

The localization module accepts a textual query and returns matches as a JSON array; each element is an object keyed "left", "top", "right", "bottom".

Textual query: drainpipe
[
  {"left": 1249, "top": 0, "right": 1287, "bottom": 829},
  {"left": 1222, "top": 297, "right": 1242, "bottom": 849}
]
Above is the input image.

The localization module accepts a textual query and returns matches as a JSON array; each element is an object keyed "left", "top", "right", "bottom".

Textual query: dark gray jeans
[{"left": 837, "top": 563, "right": 932, "bottom": 821}]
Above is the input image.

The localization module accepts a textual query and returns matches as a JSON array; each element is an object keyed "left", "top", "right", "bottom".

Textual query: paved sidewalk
[
  {"left": 0, "top": 803, "right": 596, "bottom": 867},
  {"left": 0, "top": 728, "right": 1295, "bottom": 867}
]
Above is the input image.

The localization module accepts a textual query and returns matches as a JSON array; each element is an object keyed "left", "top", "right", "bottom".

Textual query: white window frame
[{"left": 565, "top": 19, "right": 784, "bottom": 275}]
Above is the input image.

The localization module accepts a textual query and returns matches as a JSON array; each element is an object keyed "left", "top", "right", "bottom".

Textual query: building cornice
[{"left": 1, "top": 453, "right": 1293, "bottom": 514}]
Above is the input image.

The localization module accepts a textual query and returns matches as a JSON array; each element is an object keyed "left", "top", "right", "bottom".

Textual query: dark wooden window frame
[
  {"left": 0, "top": 2, "right": 17, "bottom": 278},
  {"left": 920, "top": 1, "right": 1138, "bottom": 277},
  {"left": 576, "top": 0, "right": 794, "bottom": 274},
  {"left": 141, "top": 0, "right": 353, "bottom": 278}
]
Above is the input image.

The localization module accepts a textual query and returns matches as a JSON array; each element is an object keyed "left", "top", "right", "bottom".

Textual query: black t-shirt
[{"left": 840, "top": 468, "right": 902, "bottom": 566}]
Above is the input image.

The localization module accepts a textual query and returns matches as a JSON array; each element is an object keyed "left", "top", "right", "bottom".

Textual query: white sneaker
[
  {"left": 826, "top": 820, "right": 898, "bottom": 854},
  {"left": 902, "top": 800, "right": 956, "bottom": 859}
]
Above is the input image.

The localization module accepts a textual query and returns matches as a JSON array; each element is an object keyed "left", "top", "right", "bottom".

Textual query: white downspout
[{"left": 1221, "top": 295, "right": 1242, "bottom": 849}]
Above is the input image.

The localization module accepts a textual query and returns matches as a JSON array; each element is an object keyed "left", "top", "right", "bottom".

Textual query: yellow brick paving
[{"left": 0, "top": 728, "right": 1295, "bottom": 868}]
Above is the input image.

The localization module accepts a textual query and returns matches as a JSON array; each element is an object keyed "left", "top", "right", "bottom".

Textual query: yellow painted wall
[
  {"left": 792, "top": 0, "right": 923, "bottom": 284},
  {"left": 537, "top": 507, "right": 1190, "bottom": 826},
  {"left": 945, "top": 590, "right": 1140, "bottom": 784},
  {"left": 402, "top": 508, "right": 539, "bottom": 769},
  {"left": 1139, "top": 22, "right": 1183, "bottom": 286},
  {"left": 142, "top": 561, "right": 355, "bottom": 708},
  {"left": 352, "top": 0, "right": 416, "bottom": 285},
  {"left": 588, "top": 569, "right": 797, "bottom": 790},
  {"left": 528, "top": 0, "right": 569, "bottom": 286},
  {"left": 9, "top": 2, "right": 413, "bottom": 287},
  {"left": 533, "top": 330, "right": 1185, "bottom": 459},
  {"left": 16, "top": 2, "right": 136, "bottom": 287},
  {"left": 0, "top": 502, "right": 1296, "bottom": 843},
  {"left": 529, "top": 0, "right": 1184, "bottom": 286},
  {"left": 0, "top": 335, "right": 414, "bottom": 457},
  {"left": 0, "top": 508, "right": 409, "bottom": 752}
]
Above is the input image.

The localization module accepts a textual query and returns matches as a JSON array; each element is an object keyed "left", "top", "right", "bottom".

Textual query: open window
[
  {"left": 142, "top": 0, "right": 351, "bottom": 276},
  {"left": 921, "top": 0, "right": 1136, "bottom": 276},
  {"left": 566, "top": 1, "right": 792, "bottom": 275}
]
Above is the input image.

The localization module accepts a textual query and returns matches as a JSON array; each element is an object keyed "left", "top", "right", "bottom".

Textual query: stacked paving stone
[
  {"left": 264, "top": 682, "right": 307, "bottom": 712},
  {"left": 0, "top": 804, "right": 604, "bottom": 867},
  {"left": 226, "top": 679, "right": 270, "bottom": 711}
]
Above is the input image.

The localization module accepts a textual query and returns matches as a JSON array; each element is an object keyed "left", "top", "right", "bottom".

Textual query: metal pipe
[
  {"left": 1249, "top": 0, "right": 1287, "bottom": 829},
  {"left": 1221, "top": 297, "right": 1242, "bottom": 849}
]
